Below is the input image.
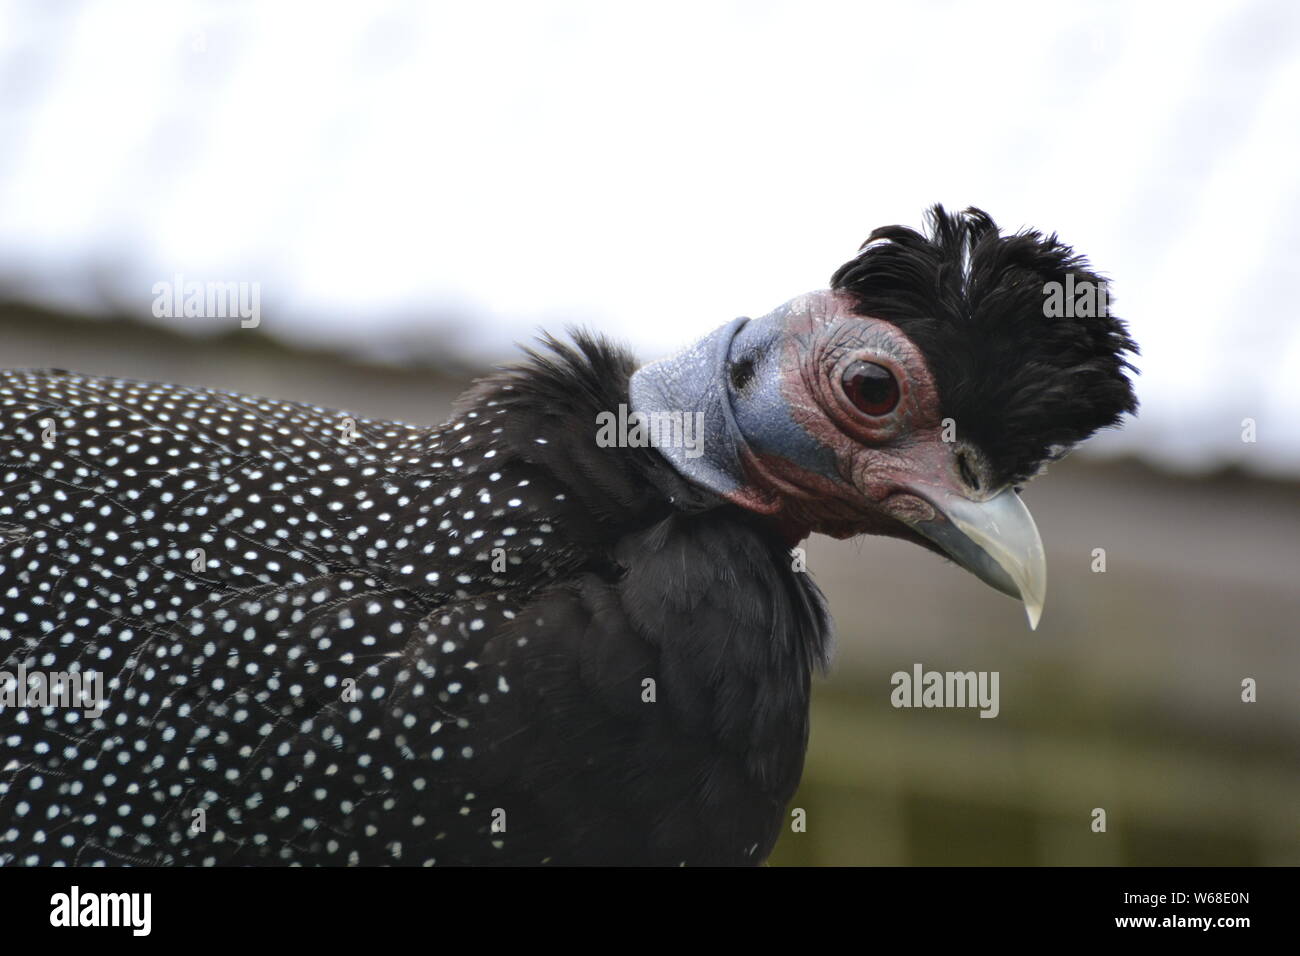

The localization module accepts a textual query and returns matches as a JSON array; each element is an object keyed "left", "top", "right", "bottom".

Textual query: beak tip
[
  {"left": 893, "top": 486, "right": 1048, "bottom": 634},
  {"left": 1024, "top": 601, "right": 1043, "bottom": 631}
]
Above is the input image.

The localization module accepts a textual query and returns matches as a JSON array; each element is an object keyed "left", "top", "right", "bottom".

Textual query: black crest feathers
[{"left": 831, "top": 205, "right": 1139, "bottom": 486}]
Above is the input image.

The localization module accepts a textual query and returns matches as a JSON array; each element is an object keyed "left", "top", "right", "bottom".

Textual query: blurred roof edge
[{"left": 0, "top": 294, "right": 485, "bottom": 381}]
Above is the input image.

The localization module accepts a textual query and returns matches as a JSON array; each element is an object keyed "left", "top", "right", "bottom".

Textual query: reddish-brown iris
[{"left": 841, "top": 360, "right": 900, "bottom": 416}]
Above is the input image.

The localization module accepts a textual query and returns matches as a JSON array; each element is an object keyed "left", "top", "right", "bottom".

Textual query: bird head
[{"left": 629, "top": 206, "right": 1139, "bottom": 629}]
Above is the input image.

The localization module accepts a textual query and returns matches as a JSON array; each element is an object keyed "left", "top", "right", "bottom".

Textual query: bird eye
[{"left": 841, "top": 361, "right": 900, "bottom": 416}]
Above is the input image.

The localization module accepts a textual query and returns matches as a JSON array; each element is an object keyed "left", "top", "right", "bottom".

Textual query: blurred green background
[{"left": 771, "top": 458, "right": 1300, "bottom": 866}]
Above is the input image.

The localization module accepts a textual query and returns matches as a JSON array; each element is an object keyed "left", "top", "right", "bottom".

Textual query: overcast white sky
[{"left": 1, "top": 0, "right": 1298, "bottom": 475}]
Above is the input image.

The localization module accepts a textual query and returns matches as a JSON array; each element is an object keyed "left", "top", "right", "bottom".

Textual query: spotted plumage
[{"left": 0, "top": 341, "right": 829, "bottom": 866}]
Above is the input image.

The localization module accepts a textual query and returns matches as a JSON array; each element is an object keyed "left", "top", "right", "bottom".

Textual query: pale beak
[{"left": 898, "top": 487, "right": 1048, "bottom": 630}]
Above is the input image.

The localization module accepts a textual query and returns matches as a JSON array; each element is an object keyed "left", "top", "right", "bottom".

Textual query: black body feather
[{"left": 0, "top": 336, "right": 830, "bottom": 866}]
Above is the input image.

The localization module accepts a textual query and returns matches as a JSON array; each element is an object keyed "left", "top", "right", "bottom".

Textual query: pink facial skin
[{"left": 724, "top": 291, "right": 971, "bottom": 548}]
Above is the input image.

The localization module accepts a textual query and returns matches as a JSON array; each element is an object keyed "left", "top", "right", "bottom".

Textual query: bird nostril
[
  {"left": 957, "top": 452, "right": 980, "bottom": 491},
  {"left": 729, "top": 358, "right": 755, "bottom": 391}
]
